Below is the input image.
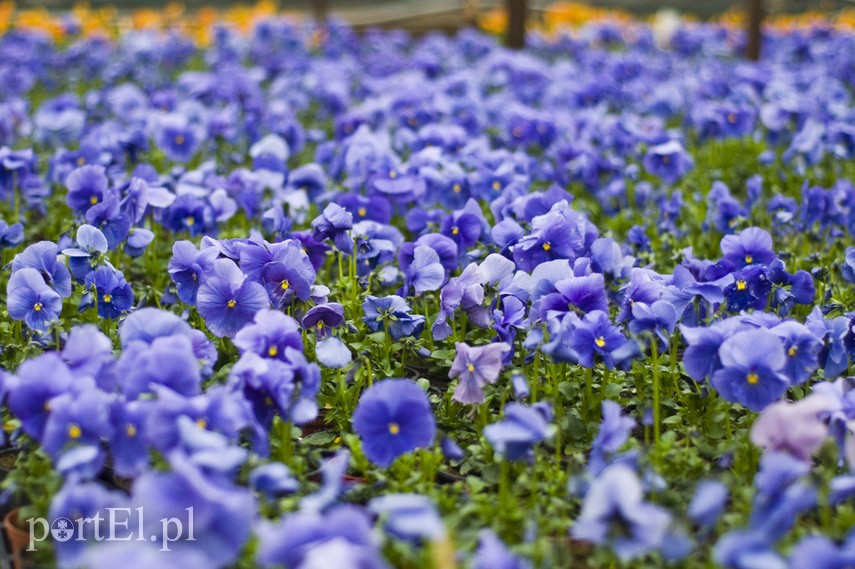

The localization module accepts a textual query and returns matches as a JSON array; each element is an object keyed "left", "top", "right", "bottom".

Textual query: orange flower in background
[
  {"left": 15, "top": 8, "right": 64, "bottom": 40},
  {"left": 543, "top": 1, "right": 631, "bottom": 32},
  {"left": 72, "top": 3, "right": 117, "bottom": 38},
  {"left": 837, "top": 8, "right": 855, "bottom": 29},
  {"left": 195, "top": 7, "right": 219, "bottom": 46},
  {"left": 131, "top": 8, "right": 162, "bottom": 31},
  {"left": 480, "top": 8, "right": 506, "bottom": 35},
  {"left": 0, "top": 0, "right": 849, "bottom": 43},
  {"left": 0, "top": 1, "right": 13, "bottom": 35}
]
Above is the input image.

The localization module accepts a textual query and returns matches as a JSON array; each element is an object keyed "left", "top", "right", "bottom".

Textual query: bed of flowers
[{"left": 2, "top": 8, "right": 855, "bottom": 569}]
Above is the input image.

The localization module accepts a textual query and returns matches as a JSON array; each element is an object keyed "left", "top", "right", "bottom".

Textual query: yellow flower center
[
  {"left": 452, "top": 183, "right": 462, "bottom": 193},
  {"left": 186, "top": 216, "right": 195, "bottom": 226},
  {"left": 175, "top": 134, "right": 185, "bottom": 145},
  {"left": 268, "top": 345, "right": 278, "bottom": 357},
  {"left": 77, "top": 156, "right": 86, "bottom": 166},
  {"left": 90, "top": 195, "right": 98, "bottom": 205},
  {"left": 33, "top": 303, "right": 42, "bottom": 312},
  {"left": 745, "top": 255, "right": 753, "bottom": 264},
  {"left": 746, "top": 372, "right": 759, "bottom": 385},
  {"left": 280, "top": 280, "right": 290, "bottom": 290},
  {"left": 389, "top": 170, "right": 398, "bottom": 179},
  {"left": 358, "top": 207, "right": 367, "bottom": 217},
  {"left": 727, "top": 113, "right": 737, "bottom": 124},
  {"left": 227, "top": 299, "right": 236, "bottom": 308},
  {"left": 543, "top": 242, "right": 551, "bottom": 252},
  {"left": 594, "top": 336, "right": 606, "bottom": 348},
  {"left": 102, "top": 294, "right": 112, "bottom": 303},
  {"left": 452, "top": 227, "right": 459, "bottom": 235},
  {"left": 467, "top": 363, "right": 475, "bottom": 372},
  {"left": 317, "top": 321, "right": 324, "bottom": 329},
  {"left": 388, "top": 422, "right": 400, "bottom": 435},
  {"left": 196, "top": 418, "right": 207, "bottom": 429},
  {"left": 788, "top": 346, "right": 797, "bottom": 357},
  {"left": 492, "top": 180, "right": 501, "bottom": 191},
  {"left": 68, "top": 424, "right": 82, "bottom": 439},
  {"left": 736, "top": 279, "right": 747, "bottom": 291},
  {"left": 126, "top": 424, "right": 137, "bottom": 437}
]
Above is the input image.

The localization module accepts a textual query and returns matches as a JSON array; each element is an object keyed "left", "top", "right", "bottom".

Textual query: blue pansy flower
[
  {"left": 6, "top": 267, "right": 62, "bottom": 331},
  {"left": 6, "top": 352, "right": 75, "bottom": 438},
  {"left": 196, "top": 259, "right": 270, "bottom": 338},
  {"left": 589, "top": 400, "right": 635, "bottom": 475},
  {"left": 710, "top": 329, "right": 789, "bottom": 411},
  {"left": 571, "top": 463, "right": 671, "bottom": 561},
  {"left": 257, "top": 505, "right": 389, "bottom": 569},
  {"left": 472, "top": 530, "right": 530, "bottom": 569},
  {"left": 11, "top": 241, "right": 72, "bottom": 297},
  {"left": 688, "top": 480, "right": 729, "bottom": 528},
  {"left": 249, "top": 463, "right": 299, "bottom": 500},
  {"left": 168, "top": 240, "right": 219, "bottom": 305},
  {"left": 123, "top": 227, "right": 154, "bottom": 258},
  {"left": 842, "top": 246, "right": 855, "bottom": 283},
  {"left": 362, "top": 295, "right": 426, "bottom": 340},
  {"left": 352, "top": 379, "right": 436, "bottom": 468},
  {"left": 484, "top": 402, "right": 554, "bottom": 461},
  {"left": 642, "top": 139, "right": 693, "bottom": 184},
  {"left": 770, "top": 321, "right": 821, "bottom": 385},
  {"left": 234, "top": 309, "right": 303, "bottom": 361},
  {"left": 720, "top": 226, "right": 776, "bottom": 269},
  {"left": 81, "top": 266, "right": 134, "bottom": 319},
  {"left": 368, "top": 494, "right": 445, "bottom": 541},
  {"left": 63, "top": 224, "right": 109, "bottom": 281},
  {"left": 311, "top": 203, "right": 353, "bottom": 254},
  {"left": 65, "top": 164, "right": 109, "bottom": 213},
  {"left": 0, "top": 219, "right": 23, "bottom": 250}
]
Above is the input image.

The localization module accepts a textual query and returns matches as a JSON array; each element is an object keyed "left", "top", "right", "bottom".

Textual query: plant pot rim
[{"left": 4, "top": 506, "right": 30, "bottom": 539}]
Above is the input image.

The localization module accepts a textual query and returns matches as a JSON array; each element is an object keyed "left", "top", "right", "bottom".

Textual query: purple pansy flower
[{"left": 449, "top": 342, "right": 511, "bottom": 404}]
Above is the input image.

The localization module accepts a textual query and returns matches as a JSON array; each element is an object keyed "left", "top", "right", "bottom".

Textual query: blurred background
[
  {"left": 13, "top": 0, "right": 844, "bottom": 24},
  {"left": 4, "top": 0, "right": 851, "bottom": 61}
]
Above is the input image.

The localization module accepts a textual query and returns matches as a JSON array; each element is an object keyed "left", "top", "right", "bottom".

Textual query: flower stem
[
  {"left": 585, "top": 366, "right": 593, "bottom": 419},
  {"left": 499, "top": 459, "right": 510, "bottom": 513},
  {"left": 278, "top": 419, "right": 293, "bottom": 466},
  {"left": 351, "top": 249, "right": 358, "bottom": 303},
  {"left": 551, "top": 364, "right": 562, "bottom": 463},
  {"left": 652, "top": 339, "right": 661, "bottom": 449},
  {"left": 670, "top": 332, "right": 683, "bottom": 408},
  {"left": 601, "top": 364, "right": 610, "bottom": 404},
  {"left": 531, "top": 351, "right": 540, "bottom": 402}
]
